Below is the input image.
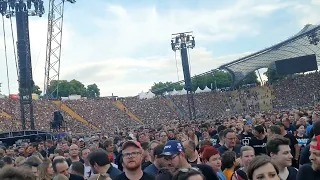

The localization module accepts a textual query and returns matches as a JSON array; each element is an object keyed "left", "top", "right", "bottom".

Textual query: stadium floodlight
[
  {"left": 170, "top": 31, "right": 196, "bottom": 120},
  {"left": 171, "top": 31, "right": 195, "bottom": 51},
  {"left": 1, "top": 0, "right": 45, "bottom": 17}
]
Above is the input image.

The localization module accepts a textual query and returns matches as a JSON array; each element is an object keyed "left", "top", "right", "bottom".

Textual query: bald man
[{"left": 66, "top": 144, "right": 84, "bottom": 166}]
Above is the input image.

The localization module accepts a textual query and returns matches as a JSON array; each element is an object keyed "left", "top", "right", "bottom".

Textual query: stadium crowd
[
  {"left": 0, "top": 108, "right": 319, "bottom": 179},
  {"left": 0, "top": 73, "right": 319, "bottom": 179},
  {"left": 0, "top": 72, "right": 319, "bottom": 134}
]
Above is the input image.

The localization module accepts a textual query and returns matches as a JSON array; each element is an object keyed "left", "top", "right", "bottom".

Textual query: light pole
[
  {"left": 1, "top": 0, "right": 45, "bottom": 130},
  {"left": 171, "top": 31, "right": 196, "bottom": 120}
]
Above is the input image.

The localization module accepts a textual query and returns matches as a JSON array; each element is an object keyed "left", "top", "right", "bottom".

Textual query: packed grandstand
[
  {"left": 0, "top": 71, "right": 319, "bottom": 134},
  {"left": 0, "top": 1, "right": 320, "bottom": 179}
]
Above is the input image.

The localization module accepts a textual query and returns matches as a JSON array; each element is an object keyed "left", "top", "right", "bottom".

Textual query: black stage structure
[
  {"left": 1, "top": 0, "right": 45, "bottom": 130},
  {"left": 0, "top": 130, "right": 53, "bottom": 147}
]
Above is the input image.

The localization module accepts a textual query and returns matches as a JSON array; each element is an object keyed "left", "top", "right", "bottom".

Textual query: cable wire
[
  {"left": 33, "top": 43, "right": 43, "bottom": 75},
  {"left": 9, "top": 16, "right": 19, "bottom": 78},
  {"left": 2, "top": 15, "right": 11, "bottom": 95},
  {"left": 187, "top": 48, "right": 192, "bottom": 77},
  {"left": 175, "top": 51, "right": 180, "bottom": 82}
]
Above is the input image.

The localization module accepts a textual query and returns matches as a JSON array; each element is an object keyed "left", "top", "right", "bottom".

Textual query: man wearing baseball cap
[
  {"left": 161, "top": 140, "right": 219, "bottom": 180},
  {"left": 114, "top": 141, "right": 154, "bottom": 180}
]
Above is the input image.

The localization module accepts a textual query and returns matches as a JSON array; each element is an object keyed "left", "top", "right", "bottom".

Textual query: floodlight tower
[
  {"left": 171, "top": 32, "right": 196, "bottom": 120},
  {"left": 1, "top": 0, "right": 45, "bottom": 130},
  {"left": 44, "top": 0, "right": 75, "bottom": 98}
]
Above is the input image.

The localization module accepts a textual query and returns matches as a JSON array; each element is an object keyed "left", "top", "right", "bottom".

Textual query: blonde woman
[
  {"left": 14, "top": 156, "right": 26, "bottom": 167},
  {"left": 53, "top": 174, "right": 68, "bottom": 180},
  {"left": 89, "top": 174, "right": 112, "bottom": 180},
  {"left": 38, "top": 160, "right": 54, "bottom": 180}
]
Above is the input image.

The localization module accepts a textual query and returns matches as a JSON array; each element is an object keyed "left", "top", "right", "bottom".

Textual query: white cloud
[
  {"left": 292, "top": 0, "right": 320, "bottom": 27},
  {"left": 0, "top": 0, "right": 312, "bottom": 97},
  {"left": 312, "top": 0, "right": 320, "bottom": 5}
]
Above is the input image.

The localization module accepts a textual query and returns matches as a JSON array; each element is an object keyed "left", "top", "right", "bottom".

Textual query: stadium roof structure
[
  {"left": 152, "top": 24, "right": 320, "bottom": 94},
  {"left": 219, "top": 24, "right": 320, "bottom": 85}
]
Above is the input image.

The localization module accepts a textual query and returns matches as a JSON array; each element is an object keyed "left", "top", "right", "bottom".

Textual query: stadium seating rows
[{"left": 0, "top": 72, "right": 319, "bottom": 133}]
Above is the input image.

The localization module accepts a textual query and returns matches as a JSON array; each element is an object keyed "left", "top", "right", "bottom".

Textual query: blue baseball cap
[{"left": 161, "top": 140, "right": 185, "bottom": 156}]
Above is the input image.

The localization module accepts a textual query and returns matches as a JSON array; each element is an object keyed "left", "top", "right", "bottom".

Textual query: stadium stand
[
  {"left": 0, "top": 72, "right": 320, "bottom": 133},
  {"left": 113, "top": 100, "right": 144, "bottom": 124}
]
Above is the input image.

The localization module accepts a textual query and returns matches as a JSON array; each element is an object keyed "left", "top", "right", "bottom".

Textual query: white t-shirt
[{"left": 84, "top": 165, "right": 91, "bottom": 178}]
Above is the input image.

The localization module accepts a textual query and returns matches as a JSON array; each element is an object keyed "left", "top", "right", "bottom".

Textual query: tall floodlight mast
[
  {"left": 1, "top": 0, "right": 45, "bottom": 130},
  {"left": 44, "top": 0, "right": 75, "bottom": 98},
  {"left": 171, "top": 32, "right": 196, "bottom": 120}
]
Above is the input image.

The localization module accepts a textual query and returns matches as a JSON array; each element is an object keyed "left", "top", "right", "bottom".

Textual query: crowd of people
[
  {"left": 272, "top": 72, "right": 320, "bottom": 109},
  {"left": 0, "top": 72, "right": 319, "bottom": 179},
  {"left": 0, "top": 108, "right": 319, "bottom": 179},
  {"left": 0, "top": 72, "right": 320, "bottom": 134}
]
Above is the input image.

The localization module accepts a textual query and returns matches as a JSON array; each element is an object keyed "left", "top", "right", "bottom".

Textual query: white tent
[
  {"left": 195, "top": 87, "right": 203, "bottom": 94},
  {"left": 170, "top": 89, "right": 178, "bottom": 95},
  {"left": 202, "top": 86, "right": 211, "bottom": 92},
  {"left": 138, "top": 91, "right": 148, "bottom": 99},
  {"left": 146, "top": 91, "right": 155, "bottom": 99},
  {"left": 178, "top": 88, "right": 187, "bottom": 95}
]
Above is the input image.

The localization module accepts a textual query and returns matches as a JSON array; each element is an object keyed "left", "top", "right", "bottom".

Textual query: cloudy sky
[{"left": 0, "top": 0, "right": 319, "bottom": 97}]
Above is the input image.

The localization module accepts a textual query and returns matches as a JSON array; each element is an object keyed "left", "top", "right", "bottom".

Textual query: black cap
[{"left": 153, "top": 144, "right": 165, "bottom": 158}]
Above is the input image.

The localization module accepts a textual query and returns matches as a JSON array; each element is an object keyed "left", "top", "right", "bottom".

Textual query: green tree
[
  {"left": 151, "top": 81, "right": 184, "bottom": 95},
  {"left": 264, "top": 67, "right": 286, "bottom": 84},
  {"left": 32, "top": 85, "right": 42, "bottom": 95},
  {"left": 210, "top": 70, "right": 232, "bottom": 88},
  {"left": 87, "top": 84, "right": 100, "bottom": 98},
  {"left": 47, "top": 80, "right": 70, "bottom": 98},
  {"left": 150, "top": 70, "right": 233, "bottom": 94},
  {"left": 191, "top": 70, "right": 232, "bottom": 90},
  {"left": 69, "top": 79, "right": 87, "bottom": 96},
  {"left": 237, "top": 72, "right": 260, "bottom": 87},
  {"left": 47, "top": 79, "right": 89, "bottom": 98}
]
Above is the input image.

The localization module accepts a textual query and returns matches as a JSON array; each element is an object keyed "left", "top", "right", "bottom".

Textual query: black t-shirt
[
  {"left": 285, "top": 125, "right": 296, "bottom": 135},
  {"left": 214, "top": 143, "right": 222, "bottom": 149},
  {"left": 232, "top": 168, "right": 248, "bottom": 180},
  {"left": 286, "top": 167, "right": 298, "bottom": 180},
  {"left": 48, "top": 146, "right": 56, "bottom": 155},
  {"left": 240, "top": 132, "right": 254, "bottom": 146},
  {"left": 296, "top": 135, "right": 309, "bottom": 159},
  {"left": 212, "top": 134, "right": 220, "bottom": 146},
  {"left": 284, "top": 133, "right": 298, "bottom": 157},
  {"left": 187, "top": 158, "right": 198, "bottom": 165},
  {"left": 193, "top": 164, "right": 219, "bottom": 180},
  {"left": 141, "top": 161, "right": 152, "bottom": 170},
  {"left": 249, "top": 136, "right": 267, "bottom": 155},
  {"left": 296, "top": 135, "right": 308, "bottom": 146},
  {"left": 299, "top": 144, "right": 311, "bottom": 165},
  {"left": 297, "top": 164, "right": 320, "bottom": 180},
  {"left": 40, "top": 150, "right": 47, "bottom": 158},
  {"left": 66, "top": 158, "right": 85, "bottom": 166},
  {"left": 114, "top": 172, "right": 155, "bottom": 180},
  {"left": 217, "top": 145, "right": 242, "bottom": 157},
  {"left": 69, "top": 174, "right": 84, "bottom": 180}
]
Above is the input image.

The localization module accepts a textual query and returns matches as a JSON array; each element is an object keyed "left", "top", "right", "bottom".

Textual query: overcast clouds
[{"left": 0, "top": 0, "right": 319, "bottom": 97}]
